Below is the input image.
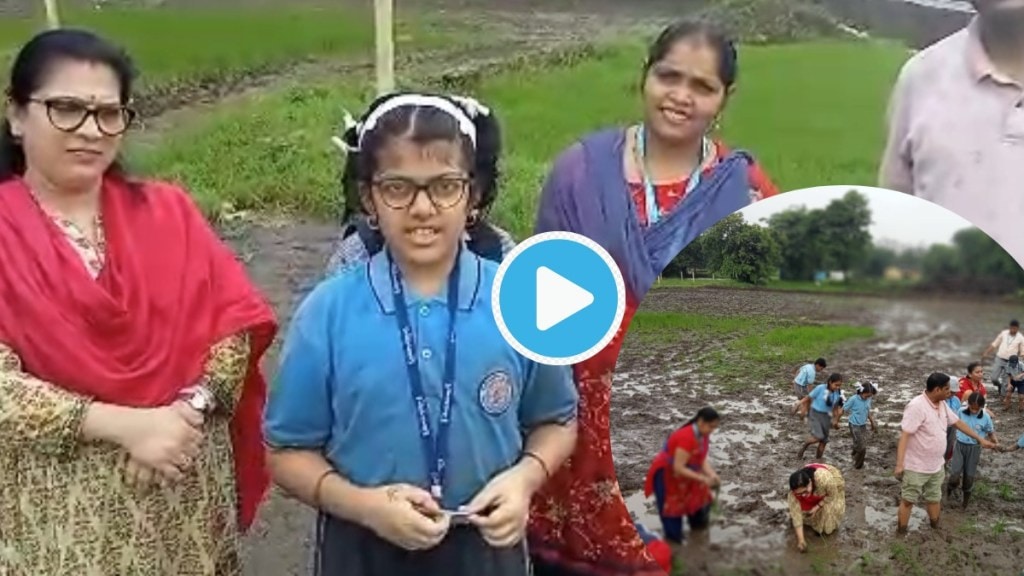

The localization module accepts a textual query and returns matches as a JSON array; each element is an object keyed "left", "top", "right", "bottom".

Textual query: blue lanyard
[
  {"left": 635, "top": 124, "right": 709, "bottom": 225},
  {"left": 387, "top": 250, "right": 460, "bottom": 501}
]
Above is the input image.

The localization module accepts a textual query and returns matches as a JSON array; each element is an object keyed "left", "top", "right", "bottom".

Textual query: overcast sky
[{"left": 736, "top": 186, "right": 975, "bottom": 249}]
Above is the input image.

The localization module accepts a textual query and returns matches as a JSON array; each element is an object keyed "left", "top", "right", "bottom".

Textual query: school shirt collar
[{"left": 367, "top": 244, "right": 482, "bottom": 314}]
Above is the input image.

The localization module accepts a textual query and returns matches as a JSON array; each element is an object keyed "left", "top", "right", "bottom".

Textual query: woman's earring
[
  {"left": 366, "top": 214, "right": 379, "bottom": 230},
  {"left": 466, "top": 210, "right": 479, "bottom": 227}
]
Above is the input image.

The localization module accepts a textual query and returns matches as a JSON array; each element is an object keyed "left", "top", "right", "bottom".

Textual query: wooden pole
[
  {"left": 374, "top": 0, "right": 395, "bottom": 95},
  {"left": 42, "top": 0, "right": 61, "bottom": 29}
]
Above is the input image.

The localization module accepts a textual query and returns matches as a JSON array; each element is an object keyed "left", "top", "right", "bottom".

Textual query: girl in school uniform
[
  {"left": 263, "top": 92, "right": 580, "bottom": 576},
  {"left": 642, "top": 407, "right": 722, "bottom": 544},
  {"left": 946, "top": 392, "right": 999, "bottom": 509},
  {"left": 945, "top": 378, "right": 963, "bottom": 466},
  {"left": 797, "top": 373, "right": 845, "bottom": 460},
  {"left": 841, "top": 382, "right": 877, "bottom": 469}
]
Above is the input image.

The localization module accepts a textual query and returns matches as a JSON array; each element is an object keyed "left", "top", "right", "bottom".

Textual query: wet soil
[{"left": 614, "top": 286, "right": 1024, "bottom": 576}]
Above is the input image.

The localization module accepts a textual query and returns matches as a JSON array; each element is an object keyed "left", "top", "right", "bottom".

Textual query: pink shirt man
[
  {"left": 880, "top": 17, "right": 1024, "bottom": 267},
  {"left": 900, "top": 393, "right": 961, "bottom": 474}
]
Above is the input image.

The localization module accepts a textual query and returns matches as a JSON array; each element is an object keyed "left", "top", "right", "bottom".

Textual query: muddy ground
[{"left": 614, "top": 286, "right": 1024, "bottom": 576}]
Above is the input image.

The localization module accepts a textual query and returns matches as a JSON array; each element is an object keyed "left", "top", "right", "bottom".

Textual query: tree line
[{"left": 666, "top": 190, "right": 1024, "bottom": 294}]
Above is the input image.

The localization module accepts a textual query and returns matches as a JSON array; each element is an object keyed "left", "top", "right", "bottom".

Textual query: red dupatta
[
  {"left": 793, "top": 464, "right": 828, "bottom": 512},
  {"left": 0, "top": 176, "right": 277, "bottom": 530}
]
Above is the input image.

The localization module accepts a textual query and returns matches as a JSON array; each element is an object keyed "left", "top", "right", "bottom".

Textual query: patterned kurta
[
  {"left": 786, "top": 464, "right": 846, "bottom": 536},
  {"left": 0, "top": 212, "right": 253, "bottom": 576}
]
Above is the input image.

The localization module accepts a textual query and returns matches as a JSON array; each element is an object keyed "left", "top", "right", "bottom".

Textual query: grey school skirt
[
  {"left": 809, "top": 410, "right": 833, "bottom": 442},
  {"left": 312, "top": 512, "right": 531, "bottom": 576}
]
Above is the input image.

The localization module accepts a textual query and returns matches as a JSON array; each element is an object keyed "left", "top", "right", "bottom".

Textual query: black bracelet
[{"left": 521, "top": 451, "right": 551, "bottom": 479}]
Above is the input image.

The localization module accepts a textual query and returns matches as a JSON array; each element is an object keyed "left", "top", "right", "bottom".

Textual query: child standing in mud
[
  {"left": 263, "top": 92, "right": 579, "bottom": 576},
  {"left": 797, "top": 373, "right": 845, "bottom": 460},
  {"left": 791, "top": 358, "right": 827, "bottom": 418},
  {"left": 1002, "top": 355, "right": 1024, "bottom": 414},
  {"left": 841, "top": 383, "right": 877, "bottom": 469},
  {"left": 947, "top": 393, "right": 999, "bottom": 509},
  {"left": 944, "top": 378, "right": 962, "bottom": 467}
]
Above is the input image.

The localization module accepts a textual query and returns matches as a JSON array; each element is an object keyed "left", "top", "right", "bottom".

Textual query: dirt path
[{"left": 614, "top": 287, "right": 1024, "bottom": 576}]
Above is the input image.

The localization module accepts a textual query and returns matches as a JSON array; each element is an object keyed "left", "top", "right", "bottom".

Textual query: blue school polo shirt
[
  {"left": 794, "top": 364, "right": 816, "bottom": 388},
  {"left": 808, "top": 384, "right": 841, "bottom": 414},
  {"left": 1018, "top": 433, "right": 1024, "bottom": 449},
  {"left": 946, "top": 396, "right": 962, "bottom": 414},
  {"left": 264, "top": 248, "right": 579, "bottom": 510},
  {"left": 844, "top": 395, "right": 872, "bottom": 426},
  {"left": 955, "top": 409, "right": 994, "bottom": 445}
]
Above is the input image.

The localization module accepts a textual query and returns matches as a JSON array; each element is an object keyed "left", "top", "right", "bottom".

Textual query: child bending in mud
[
  {"left": 841, "top": 383, "right": 877, "bottom": 469},
  {"left": 797, "top": 373, "right": 845, "bottom": 460},
  {"left": 947, "top": 393, "right": 999, "bottom": 509},
  {"left": 791, "top": 358, "right": 827, "bottom": 418}
]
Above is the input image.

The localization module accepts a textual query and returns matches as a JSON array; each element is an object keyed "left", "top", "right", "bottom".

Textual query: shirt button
[
  {"left": 421, "top": 348, "right": 432, "bottom": 360},
  {"left": 419, "top": 306, "right": 430, "bottom": 317}
]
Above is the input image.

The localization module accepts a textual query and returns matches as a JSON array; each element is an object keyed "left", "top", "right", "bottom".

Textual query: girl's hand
[
  {"left": 124, "top": 457, "right": 168, "bottom": 490},
  {"left": 465, "top": 466, "right": 534, "bottom": 547},
  {"left": 365, "top": 484, "right": 450, "bottom": 550},
  {"left": 797, "top": 540, "right": 808, "bottom": 553}
]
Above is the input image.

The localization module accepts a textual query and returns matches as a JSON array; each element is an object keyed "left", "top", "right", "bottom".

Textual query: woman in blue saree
[{"left": 527, "top": 20, "right": 778, "bottom": 576}]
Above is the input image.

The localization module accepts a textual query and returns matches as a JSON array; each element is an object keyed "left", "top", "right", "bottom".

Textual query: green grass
[
  {"left": 1, "top": 6, "right": 449, "bottom": 88},
  {"left": 625, "top": 310, "right": 872, "bottom": 391},
  {"left": 654, "top": 277, "right": 916, "bottom": 295},
  {"left": 131, "top": 39, "right": 910, "bottom": 232}
]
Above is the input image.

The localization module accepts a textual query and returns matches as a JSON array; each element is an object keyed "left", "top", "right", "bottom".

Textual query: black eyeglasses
[
  {"left": 29, "top": 97, "right": 135, "bottom": 136},
  {"left": 371, "top": 175, "right": 471, "bottom": 210}
]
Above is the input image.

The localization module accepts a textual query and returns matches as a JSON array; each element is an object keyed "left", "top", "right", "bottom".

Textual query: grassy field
[
  {"left": 629, "top": 310, "right": 874, "bottom": 391},
  {"left": 653, "top": 277, "right": 917, "bottom": 294},
  {"left": 129, "top": 38, "right": 909, "bottom": 236},
  {"left": 0, "top": 6, "right": 449, "bottom": 87}
]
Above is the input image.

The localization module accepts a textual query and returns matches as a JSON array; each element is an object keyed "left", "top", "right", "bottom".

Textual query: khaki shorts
[{"left": 901, "top": 469, "right": 945, "bottom": 504}]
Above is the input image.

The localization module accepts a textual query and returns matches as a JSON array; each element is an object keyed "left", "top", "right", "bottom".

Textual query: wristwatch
[{"left": 180, "top": 382, "right": 217, "bottom": 415}]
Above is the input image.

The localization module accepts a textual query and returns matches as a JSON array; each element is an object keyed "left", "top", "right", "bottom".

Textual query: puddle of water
[{"left": 864, "top": 504, "right": 929, "bottom": 532}]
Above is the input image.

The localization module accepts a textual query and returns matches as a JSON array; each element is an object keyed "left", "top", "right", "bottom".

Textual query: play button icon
[
  {"left": 492, "top": 232, "right": 626, "bottom": 365},
  {"left": 535, "top": 266, "right": 594, "bottom": 331}
]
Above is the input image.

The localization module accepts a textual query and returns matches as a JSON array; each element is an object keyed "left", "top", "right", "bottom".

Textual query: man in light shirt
[
  {"left": 879, "top": 0, "right": 1024, "bottom": 267},
  {"left": 894, "top": 373, "right": 996, "bottom": 534},
  {"left": 981, "top": 319, "right": 1024, "bottom": 395}
]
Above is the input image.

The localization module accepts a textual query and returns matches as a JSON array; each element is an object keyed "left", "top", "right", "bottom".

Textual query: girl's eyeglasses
[
  {"left": 30, "top": 97, "right": 135, "bottom": 137},
  {"left": 372, "top": 175, "right": 471, "bottom": 210}
]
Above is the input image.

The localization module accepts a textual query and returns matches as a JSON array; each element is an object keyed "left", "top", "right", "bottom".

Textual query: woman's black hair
[
  {"left": 824, "top": 373, "right": 843, "bottom": 407},
  {"left": 967, "top": 362, "right": 982, "bottom": 375},
  {"left": 964, "top": 391, "right": 986, "bottom": 417},
  {"left": 1, "top": 28, "right": 136, "bottom": 182},
  {"left": 337, "top": 91, "right": 503, "bottom": 256},
  {"left": 642, "top": 20, "right": 739, "bottom": 90},
  {"left": 789, "top": 467, "right": 815, "bottom": 491},
  {"left": 684, "top": 406, "right": 720, "bottom": 427}
]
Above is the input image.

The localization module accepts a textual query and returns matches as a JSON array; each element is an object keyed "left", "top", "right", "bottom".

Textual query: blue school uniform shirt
[
  {"left": 263, "top": 248, "right": 579, "bottom": 510},
  {"left": 794, "top": 364, "right": 816, "bottom": 388},
  {"left": 844, "top": 395, "right": 872, "bottom": 426},
  {"left": 1018, "top": 433, "right": 1024, "bottom": 449},
  {"left": 946, "top": 396, "right": 962, "bottom": 414},
  {"left": 955, "top": 409, "right": 994, "bottom": 445},
  {"left": 808, "top": 384, "right": 842, "bottom": 414}
]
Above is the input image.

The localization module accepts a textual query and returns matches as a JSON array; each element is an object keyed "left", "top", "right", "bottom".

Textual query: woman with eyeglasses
[{"left": 0, "top": 29, "right": 277, "bottom": 575}]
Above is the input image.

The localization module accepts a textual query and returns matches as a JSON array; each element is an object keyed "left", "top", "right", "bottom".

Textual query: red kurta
[{"left": 643, "top": 423, "right": 713, "bottom": 517}]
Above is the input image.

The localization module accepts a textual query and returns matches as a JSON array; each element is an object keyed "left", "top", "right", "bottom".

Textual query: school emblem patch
[{"left": 478, "top": 370, "right": 514, "bottom": 415}]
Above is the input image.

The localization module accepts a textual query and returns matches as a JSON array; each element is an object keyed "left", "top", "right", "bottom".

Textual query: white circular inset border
[{"left": 491, "top": 231, "right": 627, "bottom": 366}]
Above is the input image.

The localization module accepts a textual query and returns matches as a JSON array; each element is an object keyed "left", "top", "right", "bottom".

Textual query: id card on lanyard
[
  {"left": 635, "top": 124, "right": 711, "bottom": 225},
  {"left": 387, "top": 249, "right": 460, "bottom": 501}
]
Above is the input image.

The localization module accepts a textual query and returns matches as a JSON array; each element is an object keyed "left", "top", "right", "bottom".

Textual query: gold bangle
[
  {"left": 521, "top": 451, "right": 550, "bottom": 479},
  {"left": 312, "top": 469, "right": 335, "bottom": 509}
]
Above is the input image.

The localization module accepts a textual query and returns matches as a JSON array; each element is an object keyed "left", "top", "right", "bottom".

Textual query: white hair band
[{"left": 357, "top": 94, "right": 477, "bottom": 149}]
